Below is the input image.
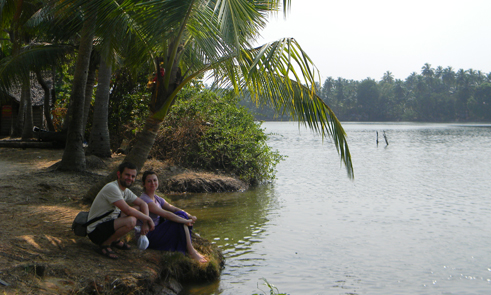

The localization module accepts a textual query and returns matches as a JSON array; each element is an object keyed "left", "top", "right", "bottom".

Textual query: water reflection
[{"left": 166, "top": 185, "right": 279, "bottom": 294}]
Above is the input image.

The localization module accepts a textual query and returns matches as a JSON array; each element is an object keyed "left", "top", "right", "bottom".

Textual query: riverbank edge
[{"left": 0, "top": 149, "right": 244, "bottom": 295}]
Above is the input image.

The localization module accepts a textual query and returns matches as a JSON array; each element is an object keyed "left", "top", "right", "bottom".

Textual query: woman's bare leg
[{"left": 183, "top": 225, "right": 208, "bottom": 263}]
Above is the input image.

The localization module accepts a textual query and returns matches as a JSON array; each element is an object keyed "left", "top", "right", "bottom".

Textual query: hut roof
[{"left": 7, "top": 73, "right": 53, "bottom": 107}]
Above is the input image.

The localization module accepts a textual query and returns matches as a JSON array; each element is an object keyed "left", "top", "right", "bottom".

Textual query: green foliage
[
  {"left": 108, "top": 68, "right": 152, "bottom": 150},
  {"left": 357, "top": 78, "right": 380, "bottom": 120},
  {"left": 294, "top": 64, "right": 491, "bottom": 122},
  {"left": 50, "top": 58, "right": 76, "bottom": 130},
  {"left": 150, "top": 88, "right": 284, "bottom": 184},
  {"left": 252, "top": 278, "right": 288, "bottom": 295}
]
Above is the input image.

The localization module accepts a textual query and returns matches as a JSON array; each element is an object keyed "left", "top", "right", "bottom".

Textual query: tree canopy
[
  {"left": 317, "top": 64, "right": 491, "bottom": 122},
  {"left": 1, "top": 0, "right": 354, "bottom": 191}
]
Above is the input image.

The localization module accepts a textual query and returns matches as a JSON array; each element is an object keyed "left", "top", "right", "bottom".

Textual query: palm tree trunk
[
  {"left": 84, "top": 56, "right": 175, "bottom": 201},
  {"left": 82, "top": 57, "right": 98, "bottom": 135},
  {"left": 21, "top": 76, "right": 33, "bottom": 140},
  {"left": 58, "top": 14, "right": 97, "bottom": 171},
  {"left": 87, "top": 58, "right": 112, "bottom": 157},
  {"left": 123, "top": 116, "right": 163, "bottom": 169},
  {"left": 11, "top": 90, "right": 25, "bottom": 137},
  {"left": 36, "top": 70, "right": 55, "bottom": 131},
  {"left": 84, "top": 116, "right": 163, "bottom": 202}
]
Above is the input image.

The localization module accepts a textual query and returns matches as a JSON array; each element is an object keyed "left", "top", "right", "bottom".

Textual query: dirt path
[{"left": 0, "top": 148, "right": 64, "bottom": 177}]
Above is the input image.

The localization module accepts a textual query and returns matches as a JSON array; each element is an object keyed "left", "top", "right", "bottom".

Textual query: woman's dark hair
[{"left": 142, "top": 170, "right": 157, "bottom": 185}]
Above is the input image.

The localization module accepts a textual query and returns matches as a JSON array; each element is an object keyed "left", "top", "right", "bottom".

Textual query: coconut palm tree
[
  {"left": 58, "top": 12, "right": 97, "bottom": 171},
  {"left": 442, "top": 66, "right": 455, "bottom": 90},
  {"left": 456, "top": 69, "right": 468, "bottom": 88},
  {"left": 435, "top": 66, "right": 443, "bottom": 80},
  {"left": 321, "top": 77, "right": 334, "bottom": 98},
  {"left": 86, "top": 0, "right": 155, "bottom": 158},
  {"left": 0, "top": 0, "right": 75, "bottom": 138},
  {"left": 0, "top": 0, "right": 38, "bottom": 138},
  {"left": 54, "top": 0, "right": 353, "bottom": 200},
  {"left": 381, "top": 71, "right": 394, "bottom": 84},
  {"left": 421, "top": 63, "right": 434, "bottom": 79}
]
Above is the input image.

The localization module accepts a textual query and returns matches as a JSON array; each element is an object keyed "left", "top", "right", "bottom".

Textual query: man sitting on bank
[{"left": 87, "top": 162, "right": 155, "bottom": 259}]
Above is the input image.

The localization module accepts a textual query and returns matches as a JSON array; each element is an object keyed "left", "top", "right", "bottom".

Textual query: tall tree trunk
[
  {"left": 36, "top": 70, "right": 55, "bottom": 131},
  {"left": 82, "top": 57, "right": 98, "bottom": 135},
  {"left": 21, "top": 77, "right": 33, "bottom": 140},
  {"left": 10, "top": 0, "right": 24, "bottom": 137},
  {"left": 62, "top": 97, "right": 73, "bottom": 132},
  {"left": 58, "top": 14, "right": 97, "bottom": 171},
  {"left": 51, "top": 66, "right": 58, "bottom": 129},
  {"left": 11, "top": 92, "right": 25, "bottom": 137},
  {"left": 84, "top": 116, "right": 163, "bottom": 202},
  {"left": 87, "top": 58, "right": 112, "bottom": 157},
  {"left": 84, "top": 58, "right": 179, "bottom": 201}
]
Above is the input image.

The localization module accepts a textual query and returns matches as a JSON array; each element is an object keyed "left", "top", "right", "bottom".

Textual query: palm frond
[
  {"left": 0, "top": 0, "right": 17, "bottom": 28},
  {"left": 207, "top": 38, "right": 354, "bottom": 177},
  {"left": 212, "top": 0, "right": 268, "bottom": 47},
  {"left": 0, "top": 44, "right": 74, "bottom": 92},
  {"left": 27, "top": 3, "right": 83, "bottom": 43}
]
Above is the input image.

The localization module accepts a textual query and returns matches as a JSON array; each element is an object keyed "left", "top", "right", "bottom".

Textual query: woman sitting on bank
[{"left": 137, "top": 170, "right": 208, "bottom": 263}]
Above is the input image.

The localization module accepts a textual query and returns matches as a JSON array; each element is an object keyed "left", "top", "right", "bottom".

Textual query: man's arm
[
  {"left": 131, "top": 198, "right": 150, "bottom": 216},
  {"left": 131, "top": 198, "right": 153, "bottom": 234},
  {"left": 113, "top": 199, "right": 155, "bottom": 233}
]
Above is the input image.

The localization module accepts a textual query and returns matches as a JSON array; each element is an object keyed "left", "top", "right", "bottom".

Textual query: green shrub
[{"left": 150, "top": 88, "right": 284, "bottom": 184}]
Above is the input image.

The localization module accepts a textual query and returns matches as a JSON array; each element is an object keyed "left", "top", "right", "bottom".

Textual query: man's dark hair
[{"left": 118, "top": 162, "right": 137, "bottom": 174}]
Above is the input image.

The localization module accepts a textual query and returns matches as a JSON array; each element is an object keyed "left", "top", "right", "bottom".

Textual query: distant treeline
[{"left": 240, "top": 63, "right": 491, "bottom": 122}]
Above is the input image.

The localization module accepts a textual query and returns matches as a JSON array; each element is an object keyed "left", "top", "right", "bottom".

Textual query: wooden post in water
[{"left": 383, "top": 131, "right": 389, "bottom": 146}]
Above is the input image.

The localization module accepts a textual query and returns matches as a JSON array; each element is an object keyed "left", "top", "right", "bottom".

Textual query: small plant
[{"left": 253, "top": 278, "right": 288, "bottom": 295}]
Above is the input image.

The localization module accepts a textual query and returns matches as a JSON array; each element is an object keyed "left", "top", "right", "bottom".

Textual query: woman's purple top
[{"left": 140, "top": 192, "right": 167, "bottom": 226}]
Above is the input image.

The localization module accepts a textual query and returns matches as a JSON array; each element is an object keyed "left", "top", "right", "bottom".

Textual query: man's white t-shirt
[{"left": 87, "top": 180, "right": 138, "bottom": 233}]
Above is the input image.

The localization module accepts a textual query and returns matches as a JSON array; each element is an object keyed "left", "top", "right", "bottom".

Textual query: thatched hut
[{"left": 0, "top": 74, "right": 52, "bottom": 137}]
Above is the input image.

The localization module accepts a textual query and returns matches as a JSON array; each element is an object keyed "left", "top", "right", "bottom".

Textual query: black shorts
[{"left": 88, "top": 219, "right": 115, "bottom": 246}]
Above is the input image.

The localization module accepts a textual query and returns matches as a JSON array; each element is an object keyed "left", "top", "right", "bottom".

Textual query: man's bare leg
[{"left": 100, "top": 216, "right": 137, "bottom": 258}]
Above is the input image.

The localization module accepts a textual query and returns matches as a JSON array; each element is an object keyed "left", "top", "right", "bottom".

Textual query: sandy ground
[
  {"left": 0, "top": 148, "right": 65, "bottom": 177},
  {"left": 0, "top": 148, "right": 224, "bottom": 294}
]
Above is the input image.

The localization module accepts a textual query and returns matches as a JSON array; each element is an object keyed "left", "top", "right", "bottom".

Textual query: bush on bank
[{"left": 148, "top": 87, "right": 284, "bottom": 184}]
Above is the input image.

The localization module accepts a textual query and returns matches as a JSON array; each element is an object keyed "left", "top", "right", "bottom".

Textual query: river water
[{"left": 171, "top": 122, "right": 491, "bottom": 295}]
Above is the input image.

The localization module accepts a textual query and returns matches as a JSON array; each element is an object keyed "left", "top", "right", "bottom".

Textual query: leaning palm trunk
[
  {"left": 84, "top": 116, "right": 163, "bottom": 202},
  {"left": 85, "top": 59, "right": 176, "bottom": 202},
  {"left": 123, "top": 116, "right": 164, "bottom": 169},
  {"left": 84, "top": 59, "right": 176, "bottom": 202},
  {"left": 82, "top": 0, "right": 353, "bottom": 201}
]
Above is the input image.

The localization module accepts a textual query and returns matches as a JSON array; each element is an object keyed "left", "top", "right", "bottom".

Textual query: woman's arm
[
  {"left": 148, "top": 202, "right": 193, "bottom": 226},
  {"left": 161, "top": 201, "right": 180, "bottom": 213},
  {"left": 161, "top": 201, "right": 197, "bottom": 223}
]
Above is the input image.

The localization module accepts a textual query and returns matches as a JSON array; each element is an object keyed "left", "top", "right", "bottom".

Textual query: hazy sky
[{"left": 256, "top": 0, "right": 491, "bottom": 82}]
